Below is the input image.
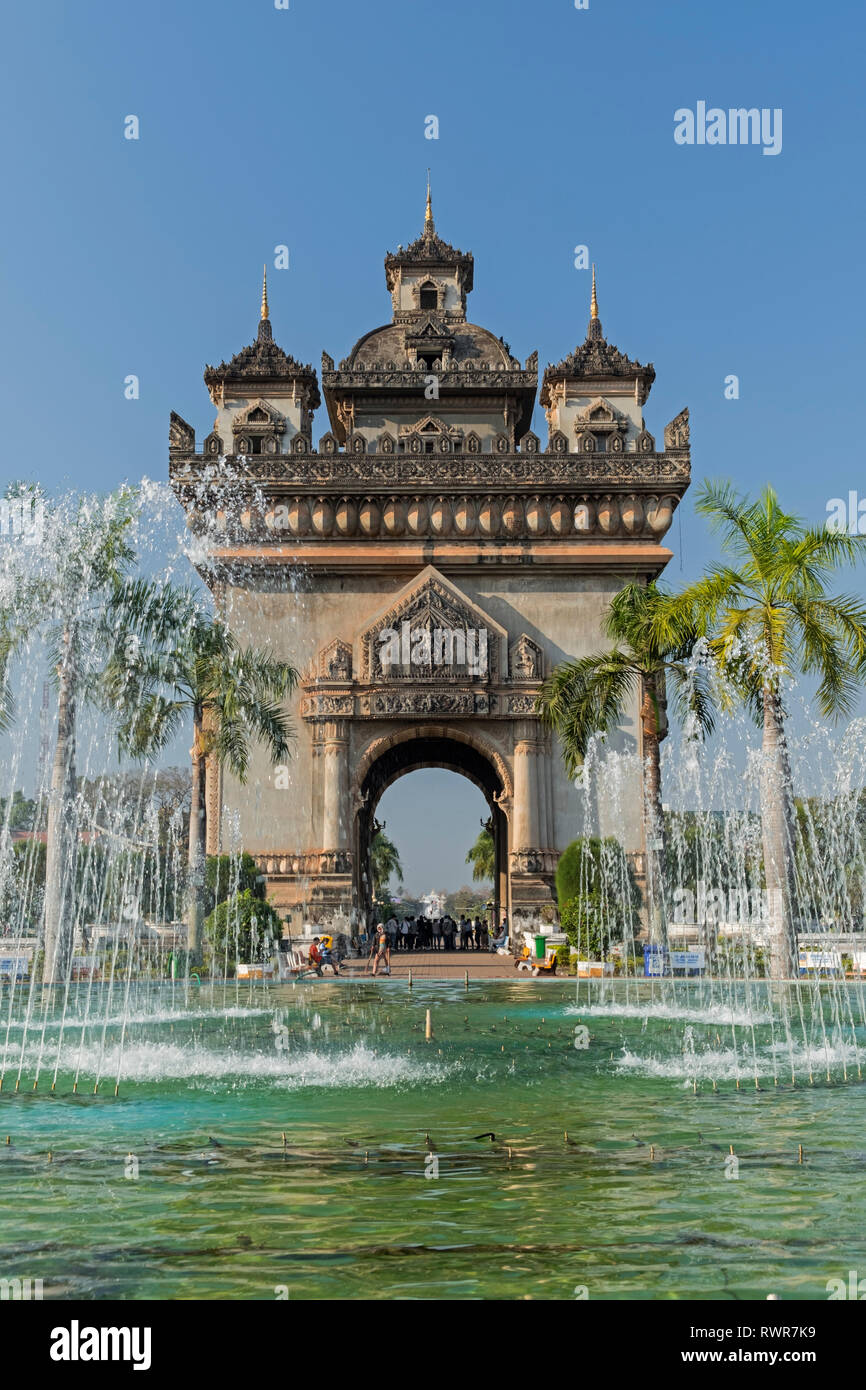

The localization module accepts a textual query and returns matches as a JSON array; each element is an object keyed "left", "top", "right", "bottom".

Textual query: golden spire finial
[
  {"left": 425, "top": 169, "right": 434, "bottom": 234},
  {"left": 260, "top": 263, "right": 269, "bottom": 321},
  {"left": 590, "top": 263, "right": 599, "bottom": 321}
]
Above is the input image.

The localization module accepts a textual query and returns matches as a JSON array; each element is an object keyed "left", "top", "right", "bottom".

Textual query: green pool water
[{"left": 1, "top": 978, "right": 864, "bottom": 1301}]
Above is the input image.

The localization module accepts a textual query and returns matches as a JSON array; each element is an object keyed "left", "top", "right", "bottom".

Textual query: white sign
[
  {"left": 799, "top": 951, "right": 842, "bottom": 971},
  {"left": 670, "top": 949, "right": 706, "bottom": 970}
]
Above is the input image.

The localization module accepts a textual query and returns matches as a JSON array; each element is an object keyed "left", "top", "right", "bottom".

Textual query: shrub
[
  {"left": 557, "top": 837, "right": 642, "bottom": 959},
  {"left": 205, "top": 853, "right": 264, "bottom": 914},
  {"left": 714, "top": 941, "right": 767, "bottom": 978},
  {"left": 204, "top": 890, "right": 282, "bottom": 965}
]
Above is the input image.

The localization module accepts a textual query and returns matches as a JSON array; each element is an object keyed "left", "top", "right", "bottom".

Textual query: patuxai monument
[{"left": 169, "top": 191, "right": 691, "bottom": 935}]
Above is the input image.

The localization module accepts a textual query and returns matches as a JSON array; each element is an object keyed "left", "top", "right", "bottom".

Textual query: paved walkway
[{"left": 340, "top": 949, "right": 526, "bottom": 980}]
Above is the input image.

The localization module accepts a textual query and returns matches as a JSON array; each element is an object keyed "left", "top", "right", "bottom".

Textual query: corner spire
[
  {"left": 257, "top": 263, "right": 273, "bottom": 343},
  {"left": 260, "top": 264, "right": 269, "bottom": 321},
  {"left": 587, "top": 262, "right": 603, "bottom": 341},
  {"left": 424, "top": 169, "right": 434, "bottom": 236}
]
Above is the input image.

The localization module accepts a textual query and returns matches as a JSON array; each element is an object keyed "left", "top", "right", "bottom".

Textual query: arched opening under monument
[
  {"left": 353, "top": 732, "right": 509, "bottom": 933},
  {"left": 375, "top": 769, "right": 491, "bottom": 917}
]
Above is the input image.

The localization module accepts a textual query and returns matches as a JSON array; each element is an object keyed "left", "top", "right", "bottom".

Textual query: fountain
[{"left": 0, "top": 483, "right": 864, "bottom": 1301}]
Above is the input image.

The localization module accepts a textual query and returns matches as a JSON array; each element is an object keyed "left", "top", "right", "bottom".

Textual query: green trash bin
[{"left": 534, "top": 934, "right": 546, "bottom": 959}]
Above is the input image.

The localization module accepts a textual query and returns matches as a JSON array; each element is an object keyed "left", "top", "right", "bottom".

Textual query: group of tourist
[
  {"left": 361, "top": 913, "right": 495, "bottom": 955},
  {"left": 363, "top": 913, "right": 509, "bottom": 976}
]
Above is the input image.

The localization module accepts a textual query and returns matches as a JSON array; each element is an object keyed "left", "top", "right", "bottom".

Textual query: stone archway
[
  {"left": 175, "top": 200, "right": 690, "bottom": 946},
  {"left": 352, "top": 726, "right": 511, "bottom": 928}
]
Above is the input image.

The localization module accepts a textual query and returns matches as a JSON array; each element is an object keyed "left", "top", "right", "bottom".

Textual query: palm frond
[{"left": 537, "top": 650, "right": 638, "bottom": 778}]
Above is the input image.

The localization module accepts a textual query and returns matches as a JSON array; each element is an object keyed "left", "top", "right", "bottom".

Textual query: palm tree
[
  {"left": 466, "top": 817, "right": 495, "bottom": 884},
  {"left": 101, "top": 581, "right": 298, "bottom": 962},
  {"left": 370, "top": 823, "right": 403, "bottom": 898},
  {"left": 0, "top": 487, "right": 139, "bottom": 982},
  {"left": 537, "top": 579, "right": 714, "bottom": 944},
  {"left": 678, "top": 482, "right": 866, "bottom": 978}
]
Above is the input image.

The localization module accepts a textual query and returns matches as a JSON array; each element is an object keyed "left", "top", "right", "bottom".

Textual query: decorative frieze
[
  {"left": 360, "top": 690, "right": 491, "bottom": 717},
  {"left": 253, "top": 849, "right": 354, "bottom": 878},
  {"left": 169, "top": 448, "right": 689, "bottom": 487},
  {"left": 173, "top": 481, "right": 682, "bottom": 542}
]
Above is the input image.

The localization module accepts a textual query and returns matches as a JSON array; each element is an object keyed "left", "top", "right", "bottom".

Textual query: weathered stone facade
[{"left": 170, "top": 200, "right": 690, "bottom": 930}]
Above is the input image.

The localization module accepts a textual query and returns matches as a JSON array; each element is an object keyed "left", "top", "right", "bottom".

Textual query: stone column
[
  {"left": 513, "top": 720, "right": 539, "bottom": 852},
  {"left": 511, "top": 719, "right": 557, "bottom": 918},
  {"left": 321, "top": 720, "right": 350, "bottom": 852},
  {"left": 536, "top": 733, "right": 550, "bottom": 852}
]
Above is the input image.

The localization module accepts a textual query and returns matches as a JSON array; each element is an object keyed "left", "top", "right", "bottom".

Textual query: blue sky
[{"left": 1, "top": 0, "right": 864, "bottom": 889}]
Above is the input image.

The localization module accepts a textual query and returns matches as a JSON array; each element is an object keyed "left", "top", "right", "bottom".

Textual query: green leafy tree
[
  {"left": 556, "top": 836, "right": 642, "bottom": 959},
  {"left": 205, "top": 852, "right": 264, "bottom": 914},
  {"left": 0, "top": 790, "right": 38, "bottom": 832},
  {"left": 679, "top": 482, "right": 866, "bottom": 978},
  {"left": 538, "top": 580, "right": 713, "bottom": 944},
  {"left": 204, "top": 889, "right": 283, "bottom": 967},
  {"left": 465, "top": 817, "right": 495, "bottom": 884},
  {"left": 78, "top": 768, "right": 190, "bottom": 848},
  {"left": 795, "top": 793, "right": 866, "bottom": 930},
  {"left": 102, "top": 581, "right": 297, "bottom": 963},
  {"left": 444, "top": 885, "right": 489, "bottom": 918},
  {"left": 0, "top": 487, "right": 141, "bottom": 981},
  {"left": 370, "top": 822, "right": 403, "bottom": 897}
]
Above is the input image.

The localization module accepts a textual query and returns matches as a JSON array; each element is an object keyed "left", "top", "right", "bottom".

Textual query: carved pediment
[
  {"left": 577, "top": 397, "right": 622, "bottom": 427},
  {"left": 509, "top": 634, "right": 544, "bottom": 682},
  {"left": 169, "top": 412, "right": 195, "bottom": 452},
  {"left": 399, "top": 414, "right": 458, "bottom": 438},
  {"left": 664, "top": 406, "right": 689, "bottom": 450},
  {"left": 233, "top": 398, "right": 287, "bottom": 432},
  {"left": 357, "top": 566, "right": 507, "bottom": 684},
  {"left": 319, "top": 639, "right": 353, "bottom": 682},
  {"left": 406, "top": 317, "right": 452, "bottom": 341}
]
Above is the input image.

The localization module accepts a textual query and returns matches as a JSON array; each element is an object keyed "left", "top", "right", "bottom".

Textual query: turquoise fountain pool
[{"left": 1, "top": 977, "right": 863, "bottom": 1301}]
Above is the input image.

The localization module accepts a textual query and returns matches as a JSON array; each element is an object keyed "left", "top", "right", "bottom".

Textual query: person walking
[
  {"left": 386, "top": 914, "right": 398, "bottom": 954},
  {"left": 473, "top": 916, "right": 483, "bottom": 952},
  {"left": 371, "top": 923, "right": 390, "bottom": 977}
]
